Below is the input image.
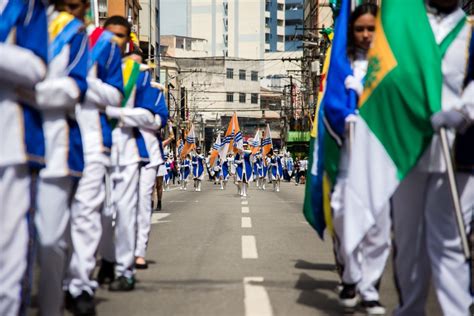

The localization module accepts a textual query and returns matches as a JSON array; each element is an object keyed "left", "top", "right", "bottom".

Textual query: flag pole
[{"left": 439, "top": 127, "right": 470, "bottom": 260}]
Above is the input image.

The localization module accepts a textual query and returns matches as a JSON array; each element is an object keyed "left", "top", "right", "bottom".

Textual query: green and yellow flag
[{"left": 342, "top": 0, "right": 467, "bottom": 253}]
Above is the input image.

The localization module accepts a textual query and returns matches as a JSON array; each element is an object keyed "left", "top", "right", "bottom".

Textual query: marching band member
[
  {"left": 191, "top": 147, "right": 205, "bottom": 192},
  {"left": 0, "top": 0, "right": 48, "bottom": 314},
  {"left": 135, "top": 81, "right": 168, "bottom": 270},
  {"left": 29, "top": 1, "right": 89, "bottom": 314},
  {"left": 269, "top": 150, "right": 283, "bottom": 192},
  {"left": 234, "top": 147, "right": 253, "bottom": 197},
  {"left": 180, "top": 154, "right": 191, "bottom": 190},
  {"left": 98, "top": 23, "right": 162, "bottom": 290},
  {"left": 62, "top": 0, "right": 124, "bottom": 313}
]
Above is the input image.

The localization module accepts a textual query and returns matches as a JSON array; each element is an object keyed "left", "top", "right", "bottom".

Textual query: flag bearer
[
  {"left": 62, "top": 1, "right": 124, "bottom": 314},
  {"left": 180, "top": 155, "right": 191, "bottom": 190},
  {"left": 192, "top": 147, "right": 205, "bottom": 191},
  {"left": 269, "top": 150, "right": 283, "bottom": 192},
  {"left": 392, "top": 1, "right": 474, "bottom": 314},
  {"left": 235, "top": 148, "right": 253, "bottom": 197},
  {"left": 327, "top": 4, "right": 389, "bottom": 314},
  {"left": 0, "top": 0, "right": 48, "bottom": 314}
]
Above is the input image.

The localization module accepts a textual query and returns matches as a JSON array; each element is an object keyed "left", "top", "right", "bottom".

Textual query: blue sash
[
  {"left": 67, "top": 118, "right": 84, "bottom": 178},
  {"left": 133, "top": 128, "right": 150, "bottom": 163},
  {"left": 0, "top": 0, "right": 24, "bottom": 42},
  {"left": 50, "top": 18, "right": 83, "bottom": 60},
  {"left": 88, "top": 30, "right": 114, "bottom": 70}
]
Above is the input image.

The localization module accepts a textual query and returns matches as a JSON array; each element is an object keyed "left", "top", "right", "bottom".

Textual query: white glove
[
  {"left": 344, "top": 75, "right": 364, "bottom": 97},
  {"left": 431, "top": 109, "right": 470, "bottom": 133},
  {"left": 106, "top": 106, "right": 122, "bottom": 119},
  {"left": 344, "top": 113, "right": 358, "bottom": 133}
]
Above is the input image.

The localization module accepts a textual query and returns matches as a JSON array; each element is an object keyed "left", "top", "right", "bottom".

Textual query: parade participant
[
  {"left": 253, "top": 154, "right": 263, "bottom": 189},
  {"left": 391, "top": 1, "right": 474, "bottom": 314},
  {"left": 180, "top": 154, "right": 191, "bottom": 190},
  {"left": 191, "top": 147, "right": 205, "bottom": 192},
  {"left": 62, "top": 0, "right": 124, "bottom": 313},
  {"left": 152, "top": 134, "right": 173, "bottom": 212},
  {"left": 163, "top": 154, "right": 172, "bottom": 191},
  {"left": 0, "top": 0, "right": 48, "bottom": 314},
  {"left": 328, "top": 4, "right": 389, "bottom": 314},
  {"left": 257, "top": 154, "right": 269, "bottom": 190},
  {"left": 135, "top": 82, "right": 168, "bottom": 270},
  {"left": 234, "top": 147, "right": 253, "bottom": 197},
  {"left": 213, "top": 158, "right": 223, "bottom": 189},
  {"left": 285, "top": 152, "right": 294, "bottom": 182},
  {"left": 24, "top": 1, "right": 89, "bottom": 314},
  {"left": 219, "top": 154, "right": 230, "bottom": 190},
  {"left": 269, "top": 150, "right": 283, "bottom": 192},
  {"left": 98, "top": 18, "right": 163, "bottom": 291}
]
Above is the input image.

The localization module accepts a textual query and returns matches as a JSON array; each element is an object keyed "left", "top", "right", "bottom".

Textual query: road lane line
[
  {"left": 241, "top": 200, "right": 248, "bottom": 205},
  {"left": 241, "top": 217, "right": 252, "bottom": 228},
  {"left": 242, "top": 236, "right": 258, "bottom": 259},
  {"left": 243, "top": 277, "right": 273, "bottom": 316},
  {"left": 241, "top": 207, "right": 250, "bottom": 214},
  {"left": 151, "top": 213, "right": 171, "bottom": 224}
]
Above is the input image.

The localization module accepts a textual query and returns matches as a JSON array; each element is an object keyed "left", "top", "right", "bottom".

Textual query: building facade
[
  {"left": 265, "top": 0, "right": 286, "bottom": 52},
  {"left": 188, "top": 0, "right": 266, "bottom": 59},
  {"left": 285, "top": 0, "right": 304, "bottom": 51}
]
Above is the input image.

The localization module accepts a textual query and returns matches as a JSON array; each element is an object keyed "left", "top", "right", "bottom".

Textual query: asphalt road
[{"left": 29, "top": 179, "right": 441, "bottom": 315}]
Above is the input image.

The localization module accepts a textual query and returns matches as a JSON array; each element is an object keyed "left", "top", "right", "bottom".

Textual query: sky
[{"left": 161, "top": 0, "right": 188, "bottom": 36}]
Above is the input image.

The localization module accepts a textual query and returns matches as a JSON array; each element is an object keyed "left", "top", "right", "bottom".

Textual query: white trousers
[
  {"left": 35, "top": 176, "right": 73, "bottom": 316},
  {"left": 331, "top": 143, "right": 391, "bottom": 301},
  {"left": 392, "top": 170, "right": 473, "bottom": 316},
  {"left": 0, "top": 165, "right": 30, "bottom": 316},
  {"left": 100, "top": 163, "right": 139, "bottom": 278},
  {"left": 135, "top": 165, "right": 157, "bottom": 258},
  {"left": 66, "top": 161, "right": 106, "bottom": 297}
]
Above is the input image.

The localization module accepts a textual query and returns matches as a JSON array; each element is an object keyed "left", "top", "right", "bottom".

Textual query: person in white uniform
[
  {"left": 192, "top": 148, "right": 205, "bottom": 192},
  {"left": 98, "top": 39, "right": 161, "bottom": 291},
  {"left": 135, "top": 84, "right": 168, "bottom": 270},
  {"left": 392, "top": 1, "right": 474, "bottom": 315},
  {"left": 30, "top": 3, "right": 89, "bottom": 315},
  {"left": 63, "top": 3, "right": 125, "bottom": 314},
  {"left": 0, "top": 1, "right": 48, "bottom": 314}
]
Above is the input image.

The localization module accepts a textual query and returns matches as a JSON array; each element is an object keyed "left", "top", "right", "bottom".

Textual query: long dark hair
[{"left": 347, "top": 3, "right": 378, "bottom": 60}]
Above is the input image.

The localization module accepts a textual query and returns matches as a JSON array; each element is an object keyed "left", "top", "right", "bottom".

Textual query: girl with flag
[
  {"left": 269, "top": 150, "right": 283, "bottom": 192},
  {"left": 179, "top": 155, "right": 191, "bottom": 190},
  {"left": 192, "top": 147, "right": 205, "bottom": 192},
  {"left": 164, "top": 154, "right": 172, "bottom": 191},
  {"left": 234, "top": 146, "right": 253, "bottom": 197},
  {"left": 219, "top": 153, "right": 232, "bottom": 190},
  {"left": 325, "top": 3, "right": 389, "bottom": 314}
]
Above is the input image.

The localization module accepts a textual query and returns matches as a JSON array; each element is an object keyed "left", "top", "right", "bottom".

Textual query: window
[
  {"left": 251, "top": 71, "right": 258, "bottom": 81},
  {"left": 239, "top": 69, "right": 246, "bottom": 80},
  {"left": 226, "top": 92, "right": 234, "bottom": 102},
  {"left": 239, "top": 93, "right": 246, "bottom": 103},
  {"left": 251, "top": 93, "right": 258, "bottom": 104},
  {"left": 277, "top": 19, "right": 284, "bottom": 26},
  {"left": 277, "top": 3, "right": 284, "bottom": 10},
  {"left": 277, "top": 35, "right": 284, "bottom": 42},
  {"left": 265, "top": 33, "right": 270, "bottom": 43},
  {"left": 226, "top": 68, "right": 233, "bottom": 79}
]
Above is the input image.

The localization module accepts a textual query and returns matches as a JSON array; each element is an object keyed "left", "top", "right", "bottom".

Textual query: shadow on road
[
  {"left": 294, "top": 272, "right": 350, "bottom": 315},
  {"left": 294, "top": 259, "right": 336, "bottom": 272}
]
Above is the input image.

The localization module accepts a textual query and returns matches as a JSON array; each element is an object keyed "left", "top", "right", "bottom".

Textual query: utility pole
[{"left": 289, "top": 75, "right": 294, "bottom": 131}]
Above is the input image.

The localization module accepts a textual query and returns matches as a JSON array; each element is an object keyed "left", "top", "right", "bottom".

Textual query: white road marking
[
  {"left": 242, "top": 235, "right": 258, "bottom": 259},
  {"left": 243, "top": 277, "right": 273, "bottom": 316},
  {"left": 165, "top": 187, "right": 180, "bottom": 192},
  {"left": 241, "top": 207, "right": 250, "bottom": 214},
  {"left": 241, "top": 200, "right": 249, "bottom": 205},
  {"left": 151, "top": 213, "right": 171, "bottom": 224},
  {"left": 241, "top": 217, "right": 252, "bottom": 228}
]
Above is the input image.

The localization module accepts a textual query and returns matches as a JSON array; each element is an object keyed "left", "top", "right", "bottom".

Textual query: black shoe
[
  {"left": 135, "top": 259, "right": 148, "bottom": 270},
  {"left": 339, "top": 283, "right": 358, "bottom": 308},
  {"left": 70, "top": 291, "right": 96, "bottom": 316},
  {"left": 64, "top": 291, "right": 74, "bottom": 312},
  {"left": 97, "top": 259, "right": 115, "bottom": 285},
  {"left": 360, "top": 300, "right": 386, "bottom": 315},
  {"left": 109, "top": 276, "right": 135, "bottom": 292}
]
